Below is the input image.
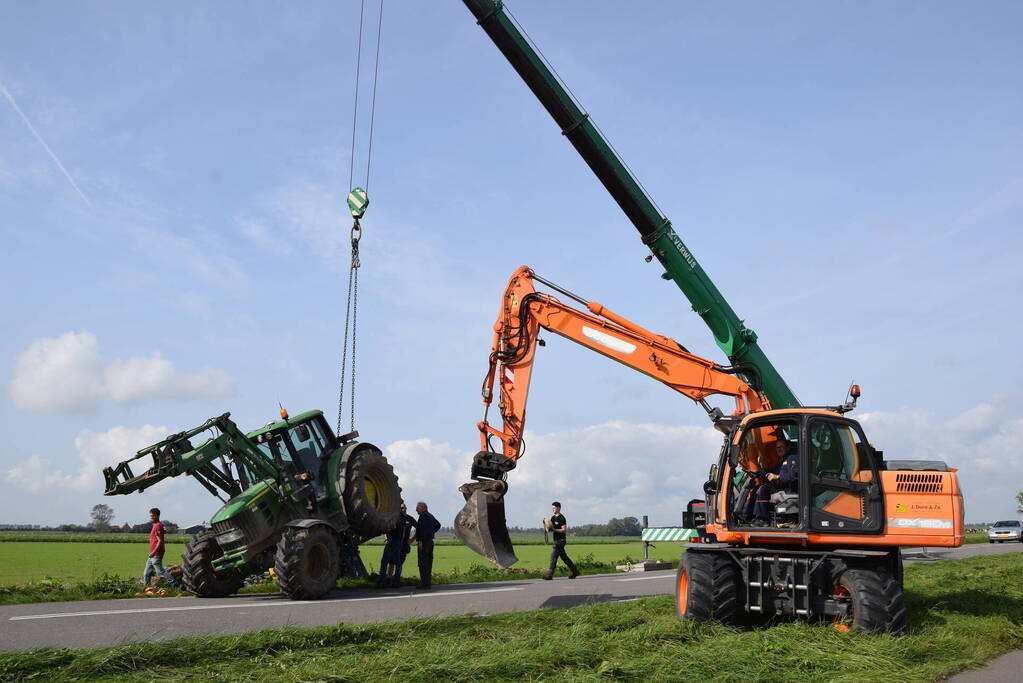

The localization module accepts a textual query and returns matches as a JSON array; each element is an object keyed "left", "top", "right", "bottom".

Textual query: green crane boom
[{"left": 462, "top": 0, "right": 799, "bottom": 409}]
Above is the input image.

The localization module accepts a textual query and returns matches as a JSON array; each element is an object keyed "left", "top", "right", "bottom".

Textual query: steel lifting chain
[{"left": 337, "top": 220, "right": 362, "bottom": 435}]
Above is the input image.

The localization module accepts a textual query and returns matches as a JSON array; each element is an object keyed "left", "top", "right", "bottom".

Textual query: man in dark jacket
[
  {"left": 376, "top": 502, "right": 416, "bottom": 588},
  {"left": 411, "top": 501, "right": 441, "bottom": 589},
  {"left": 543, "top": 501, "right": 579, "bottom": 580},
  {"left": 752, "top": 439, "right": 799, "bottom": 526}
]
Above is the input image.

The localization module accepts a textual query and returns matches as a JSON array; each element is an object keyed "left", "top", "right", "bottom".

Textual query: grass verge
[
  {"left": 0, "top": 552, "right": 653, "bottom": 605},
  {"left": 1, "top": 553, "right": 1021, "bottom": 682}
]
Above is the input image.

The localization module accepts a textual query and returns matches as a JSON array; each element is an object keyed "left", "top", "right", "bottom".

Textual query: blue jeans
[
  {"left": 143, "top": 555, "right": 178, "bottom": 587},
  {"left": 377, "top": 540, "right": 405, "bottom": 586}
]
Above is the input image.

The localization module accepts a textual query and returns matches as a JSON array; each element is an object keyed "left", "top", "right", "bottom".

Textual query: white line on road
[
  {"left": 9, "top": 586, "right": 524, "bottom": 622},
  {"left": 616, "top": 574, "right": 675, "bottom": 582}
]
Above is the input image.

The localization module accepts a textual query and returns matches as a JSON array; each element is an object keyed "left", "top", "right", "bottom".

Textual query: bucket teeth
[{"left": 454, "top": 480, "right": 517, "bottom": 569}]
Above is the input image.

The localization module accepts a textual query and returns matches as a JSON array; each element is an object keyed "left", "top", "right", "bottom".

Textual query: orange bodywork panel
[{"left": 478, "top": 266, "right": 767, "bottom": 462}]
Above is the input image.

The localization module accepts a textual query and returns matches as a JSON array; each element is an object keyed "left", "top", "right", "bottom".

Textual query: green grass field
[
  {"left": 0, "top": 539, "right": 679, "bottom": 585},
  {"left": 1, "top": 553, "right": 1020, "bottom": 682}
]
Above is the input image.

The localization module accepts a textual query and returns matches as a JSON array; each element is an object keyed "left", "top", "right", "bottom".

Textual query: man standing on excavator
[{"left": 543, "top": 502, "right": 579, "bottom": 580}]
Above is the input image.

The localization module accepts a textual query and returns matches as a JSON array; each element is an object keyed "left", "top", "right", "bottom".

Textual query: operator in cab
[{"left": 750, "top": 439, "right": 799, "bottom": 527}]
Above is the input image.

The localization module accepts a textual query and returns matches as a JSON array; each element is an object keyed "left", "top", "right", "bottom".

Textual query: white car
[{"left": 987, "top": 520, "right": 1022, "bottom": 543}]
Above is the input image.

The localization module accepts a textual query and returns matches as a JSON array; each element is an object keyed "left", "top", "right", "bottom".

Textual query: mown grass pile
[{"left": 1, "top": 553, "right": 1020, "bottom": 682}]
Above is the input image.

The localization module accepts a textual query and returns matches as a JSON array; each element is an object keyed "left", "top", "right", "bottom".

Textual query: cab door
[{"left": 805, "top": 418, "right": 883, "bottom": 533}]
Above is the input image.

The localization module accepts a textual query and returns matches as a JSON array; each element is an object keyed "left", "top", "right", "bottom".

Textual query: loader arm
[
  {"left": 102, "top": 413, "right": 280, "bottom": 498},
  {"left": 456, "top": 266, "right": 768, "bottom": 567}
]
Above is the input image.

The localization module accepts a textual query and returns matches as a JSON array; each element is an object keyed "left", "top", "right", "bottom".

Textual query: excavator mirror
[{"left": 709, "top": 463, "right": 719, "bottom": 482}]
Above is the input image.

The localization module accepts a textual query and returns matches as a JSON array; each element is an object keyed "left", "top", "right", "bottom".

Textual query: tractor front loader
[{"left": 104, "top": 409, "right": 401, "bottom": 599}]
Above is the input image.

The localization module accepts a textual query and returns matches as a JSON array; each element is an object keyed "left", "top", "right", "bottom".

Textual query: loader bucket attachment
[{"left": 454, "top": 480, "right": 517, "bottom": 569}]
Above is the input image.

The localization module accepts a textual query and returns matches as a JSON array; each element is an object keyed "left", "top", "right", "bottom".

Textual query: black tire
[
  {"left": 675, "top": 550, "right": 741, "bottom": 624},
  {"left": 274, "top": 525, "right": 341, "bottom": 600},
  {"left": 181, "top": 532, "right": 245, "bottom": 598},
  {"left": 343, "top": 447, "right": 401, "bottom": 539},
  {"left": 832, "top": 567, "right": 907, "bottom": 634}
]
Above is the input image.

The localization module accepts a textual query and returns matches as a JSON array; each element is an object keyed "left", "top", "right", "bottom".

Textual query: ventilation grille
[{"left": 895, "top": 472, "right": 944, "bottom": 493}]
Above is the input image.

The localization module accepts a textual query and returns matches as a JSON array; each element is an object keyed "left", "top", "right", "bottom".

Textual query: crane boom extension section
[
  {"left": 461, "top": 0, "right": 798, "bottom": 409},
  {"left": 455, "top": 266, "right": 768, "bottom": 566}
]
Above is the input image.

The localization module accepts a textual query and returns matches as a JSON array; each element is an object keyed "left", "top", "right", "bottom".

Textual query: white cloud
[
  {"left": 8, "top": 331, "right": 235, "bottom": 414},
  {"left": 5, "top": 424, "right": 169, "bottom": 494}
]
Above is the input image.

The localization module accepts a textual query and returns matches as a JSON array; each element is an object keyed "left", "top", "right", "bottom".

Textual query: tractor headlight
[{"left": 218, "top": 529, "right": 245, "bottom": 545}]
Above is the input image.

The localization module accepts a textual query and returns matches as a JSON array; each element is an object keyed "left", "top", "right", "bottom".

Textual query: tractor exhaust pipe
[{"left": 454, "top": 479, "right": 517, "bottom": 569}]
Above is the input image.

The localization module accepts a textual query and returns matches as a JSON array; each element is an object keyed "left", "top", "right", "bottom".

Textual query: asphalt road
[{"left": 1, "top": 541, "right": 1019, "bottom": 653}]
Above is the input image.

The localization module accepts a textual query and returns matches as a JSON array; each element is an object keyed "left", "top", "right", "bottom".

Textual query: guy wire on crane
[{"left": 338, "top": 0, "right": 385, "bottom": 438}]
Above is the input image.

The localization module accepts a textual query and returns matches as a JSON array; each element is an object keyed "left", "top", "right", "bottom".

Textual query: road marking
[
  {"left": 616, "top": 574, "right": 674, "bottom": 582},
  {"left": 9, "top": 586, "right": 524, "bottom": 621}
]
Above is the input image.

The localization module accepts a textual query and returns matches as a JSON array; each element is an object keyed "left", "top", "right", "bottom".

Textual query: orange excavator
[
  {"left": 454, "top": 0, "right": 964, "bottom": 631},
  {"left": 455, "top": 267, "right": 964, "bottom": 631}
]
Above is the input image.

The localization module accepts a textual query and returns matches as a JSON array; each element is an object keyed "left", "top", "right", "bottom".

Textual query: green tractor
[{"left": 103, "top": 410, "right": 401, "bottom": 599}]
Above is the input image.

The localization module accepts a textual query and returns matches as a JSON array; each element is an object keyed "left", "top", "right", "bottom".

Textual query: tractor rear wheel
[
  {"left": 181, "top": 532, "right": 245, "bottom": 598},
  {"left": 343, "top": 447, "right": 401, "bottom": 539},
  {"left": 274, "top": 525, "right": 341, "bottom": 600},
  {"left": 676, "top": 550, "right": 741, "bottom": 624},
  {"left": 831, "top": 567, "right": 907, "bottom": 633}
]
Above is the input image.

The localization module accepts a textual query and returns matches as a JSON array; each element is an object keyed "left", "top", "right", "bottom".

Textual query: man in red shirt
[{"left": 143, "top": 507, "right": 179, "bottom": 590}]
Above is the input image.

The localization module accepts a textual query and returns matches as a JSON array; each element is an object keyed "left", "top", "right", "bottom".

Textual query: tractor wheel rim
[
  {"left": 364, "top": 471, "right": 388, "bottom": 510},
  {"left": 677, "top": 569, "right": 689, "bottom": 615},
  {"left": 308, "top": 544, "right": 328, "bottom": 580}
]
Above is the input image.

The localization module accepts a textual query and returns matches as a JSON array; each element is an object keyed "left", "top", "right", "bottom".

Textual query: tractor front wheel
[
  {"left": 274, "top": 525, "right": 341, "bottom": 600},
  {"left": 181, "top": 532, "right": 245, "bottom": 598},
  {"left": 676, "top": 550, "right": 741, "bottom": 624}
]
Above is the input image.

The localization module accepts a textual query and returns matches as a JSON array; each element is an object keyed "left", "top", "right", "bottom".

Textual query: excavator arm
[{"left": 455, "top": 267, "right": 768, "bottom": 567}]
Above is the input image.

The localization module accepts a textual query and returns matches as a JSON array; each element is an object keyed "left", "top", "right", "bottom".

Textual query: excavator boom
[{"left": 455, "top": 267, "right": 767, "bottom": 567}]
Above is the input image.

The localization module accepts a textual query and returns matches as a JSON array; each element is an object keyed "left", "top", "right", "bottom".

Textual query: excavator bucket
[{"left": 454, "top": 480, "right": 517, "bottom": 569}]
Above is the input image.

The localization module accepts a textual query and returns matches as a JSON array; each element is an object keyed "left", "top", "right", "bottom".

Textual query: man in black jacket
[
  {"left": 376, "top": 502, "right": 416, "bottom": 588},
  {"left": 544, "top": 501, "right": 579, "bottom": 580},
  {"left": 412, "top": 501, "right": 441, "bottom": 589}
]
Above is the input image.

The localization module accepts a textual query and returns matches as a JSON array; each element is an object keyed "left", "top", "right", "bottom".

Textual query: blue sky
[{"left": 1, "top": 1, "right": 1021, "bottom": 530}]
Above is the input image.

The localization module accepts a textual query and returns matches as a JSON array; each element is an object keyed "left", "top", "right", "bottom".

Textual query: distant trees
[
  {"left": 574, "top": 516, "right": 643, "bottom": 537},
  {"left": 1016, "top": 491, "right": 1022, "bottom": 514},
  {"left": 90, "top": 504, "right": 115, "bottom": 531}
]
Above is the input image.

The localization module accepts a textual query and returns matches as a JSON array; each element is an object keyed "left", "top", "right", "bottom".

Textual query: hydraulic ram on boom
[{"left": 461, "top": 0, "right": 798, "bottom": 409}]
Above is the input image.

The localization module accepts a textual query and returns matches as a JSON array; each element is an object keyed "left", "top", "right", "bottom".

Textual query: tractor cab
[
  {"left": 249, "top": 411, "right": 337, "bottom": 487},
  {"left": 721, "top": 410, "right": 885, "bottom": 534}
]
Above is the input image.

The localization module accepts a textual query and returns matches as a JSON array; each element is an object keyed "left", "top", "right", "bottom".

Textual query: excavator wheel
[
  {"left": 675, "top": 549, "right": 741, "bottom": 624},
  {"left": 830, "top": 567, "right": 907, "bottom": 634},
  {"left": 181, "top": 531, "right": 245, "bottom": 598},
  {"left": 342, "top": 447, "right": 402, "bottom": 540},
  {"left": 274, "top": 525, "right": 341, "bottom": 600}
]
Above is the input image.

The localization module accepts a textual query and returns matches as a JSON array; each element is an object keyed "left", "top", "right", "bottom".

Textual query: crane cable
[{"left": 338, "top": 0, "right": 385, "bottom": 437}]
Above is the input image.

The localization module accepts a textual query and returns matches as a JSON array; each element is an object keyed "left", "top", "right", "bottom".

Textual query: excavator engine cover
[{"left": 455, "top": 480, "right": 517, "bottom": 568}]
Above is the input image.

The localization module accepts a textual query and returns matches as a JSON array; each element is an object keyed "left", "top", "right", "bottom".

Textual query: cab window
[{"left": 809, "top": 420, "right": 874, "bottom": 519}]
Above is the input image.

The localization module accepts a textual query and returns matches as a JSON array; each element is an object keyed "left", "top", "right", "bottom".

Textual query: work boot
[
  {"left": 541, "top": 570, "right": 554, "bottom": 580},
  {"left": 751, "top": 518, "right": 769, "bottom": 527}
]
